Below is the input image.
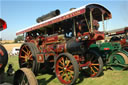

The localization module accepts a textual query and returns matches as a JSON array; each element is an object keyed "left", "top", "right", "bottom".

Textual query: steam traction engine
[
  {"left": 0, "top": 18, "right": 8, "bottom": 84},
  {"left": 16, "top": 4, "right": 112, "bottom": 85},
  {"left": 108, "top": 27, "right": 128, "bottom": 51}
]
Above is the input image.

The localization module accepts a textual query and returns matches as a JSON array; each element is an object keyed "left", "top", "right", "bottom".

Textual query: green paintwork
[
  {"left": 89, "top": 42, "right": 128, "bottom": 70},
  {"left": 90, "top": 42, "right": 121, "bottom": 51},
  {"left": 109, "top": 52, "right": 126, "bottom": 70}
]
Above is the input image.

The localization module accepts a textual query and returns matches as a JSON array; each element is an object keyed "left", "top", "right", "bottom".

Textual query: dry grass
[
  {"left": 0, "top": 40, "right": 14, "bottom": 44},
  {"left": 3, "top": 43, "right": 22, "bottom": 52}
]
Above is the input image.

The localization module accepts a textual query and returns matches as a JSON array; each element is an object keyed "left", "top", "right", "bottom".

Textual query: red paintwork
[
  {"left": 0, "top": 18, "right": 7, "bottom": 31},
  {"left": 80, "top": 61, "right": 91, "bottom": 67},
  {"left": 110, "top": 27, "right": 128, "bottom": 48},
  {"left": 73, "top": 55, "right": 79, "bottom": 62},
  {"left": 104, "top": 48, "right": 110, "bottom": 50},
  {"left": 120, "top": 38, "right": 126, "bottom": 46},
  {"left": 125, "top": 27, "right": 128, "bottom": 31},
  {"left": 0, "top": 49, "right": 4, "bottom": 56},
  {"left": 56, "top": 44, "right": 65, "bottom": 53},
  {"left": 37, "top": 54, "right": 44, "bottom": 63},
  {"left": 120, "top": 38, "right": 128, "bottom": 49},
  {"left": 77, "top": 30, "right": 104, "bottom": 47},
  {"left": 88, "top": 31, "right": 104, "bottom": 47},
  {"left": 116, "top": 30, "right": 124, "bottom": 34},
  {"left": 46, "top": 35, "right": 58, "bottom": 42},
  {"left": 0, "top": 64, "right": 2, "bottom": 68}
]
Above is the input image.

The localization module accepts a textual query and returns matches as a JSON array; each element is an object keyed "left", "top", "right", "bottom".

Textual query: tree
[{"left": 14, "top": 35, "right": 24, "bottom": 43}]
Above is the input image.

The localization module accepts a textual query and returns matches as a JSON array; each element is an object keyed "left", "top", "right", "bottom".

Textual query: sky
[{"left": 0, "top": 0, "right": 128, "bottom": 40}]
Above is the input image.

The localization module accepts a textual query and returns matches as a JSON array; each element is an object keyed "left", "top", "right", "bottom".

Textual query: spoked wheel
[
  {"left": 0, "top": 45, "right": 8, "bottom": 84},
  {"left": 14, "top": 68, "right": 38, "bottom": 85},
  {"left": 84, "top": 50, "right": 103, "bottom": 77},
  {"left": 0, "top": 44, "right": 8, "bottom": 70},
  {"left": 55, "top": 53, "right": 79, "bottom": 85},
  {"left": 19, "top": 42, "right": 39, "bottom": 75},
  {"left": 109, "top": 52, "right": 128, "bottom": 70}
]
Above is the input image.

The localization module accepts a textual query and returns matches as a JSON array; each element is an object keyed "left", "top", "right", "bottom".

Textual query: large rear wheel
[
  {"left": 14, "top": 68, "right": 38, "bottom": 85},
  {"left": 55, "top": 53, "right": 79, "bottom": 85},
  {"left": 19, "top": 42, "right": 39, "bottom": 75}
]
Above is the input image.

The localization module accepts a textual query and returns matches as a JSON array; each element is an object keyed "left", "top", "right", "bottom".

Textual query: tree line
[{"left": 14, "top": 35, "right": 24, "bottom": 43}]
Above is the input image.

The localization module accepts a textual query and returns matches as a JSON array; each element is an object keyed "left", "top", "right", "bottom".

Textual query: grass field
[{"left": 4, "top": 56, "right": 128, "bottom": 85}]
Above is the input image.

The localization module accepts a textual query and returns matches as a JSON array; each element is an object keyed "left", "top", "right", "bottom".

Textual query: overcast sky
[{"left": 0, "top": 0, "right": 128, "bottom": 40}]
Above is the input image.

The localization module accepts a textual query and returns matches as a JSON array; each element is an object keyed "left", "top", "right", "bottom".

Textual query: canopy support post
[{"left": 90, "top": 10, "right": 93, "bottom": 33}]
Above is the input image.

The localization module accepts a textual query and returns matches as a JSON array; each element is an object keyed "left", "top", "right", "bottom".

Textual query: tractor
[{"left": 108, "top": 27, "right": 128, "bottom": 52}]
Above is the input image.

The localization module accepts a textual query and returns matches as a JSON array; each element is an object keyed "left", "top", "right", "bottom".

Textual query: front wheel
[
  {"left": 84, "top": 50, "right": 103, "bottom": 77},
  {"left": 55, "top": 53, "right": 79, "bottom": 85}
]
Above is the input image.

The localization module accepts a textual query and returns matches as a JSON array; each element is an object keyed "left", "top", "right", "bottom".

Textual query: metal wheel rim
[
  {"left": 56, "top": 56, "right": 75, "bottom": 84},
  {"left": 19, "top": 45, "right": 33, "bottom": 69},
  {"left": 19, "top": 74, "right": 29, "bottom": 85},
  {"left": 85, "top": 53, "right": 100, "bottom": 77}
]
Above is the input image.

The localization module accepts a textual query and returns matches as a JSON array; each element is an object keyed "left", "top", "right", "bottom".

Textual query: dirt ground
[{"left": 3, "top": 43, "right": 22, "bottom": 52}]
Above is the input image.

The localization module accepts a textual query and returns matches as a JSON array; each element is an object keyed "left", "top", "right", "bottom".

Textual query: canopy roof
[
  {"left": 16, "top": 3, "right": 112, "bottom": 35},
  {"left": 0, "top": 18, "right": 7, "bottom": 31},
  {"left": 108, "top": 27, "right": 128, "bottom": 35}
]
